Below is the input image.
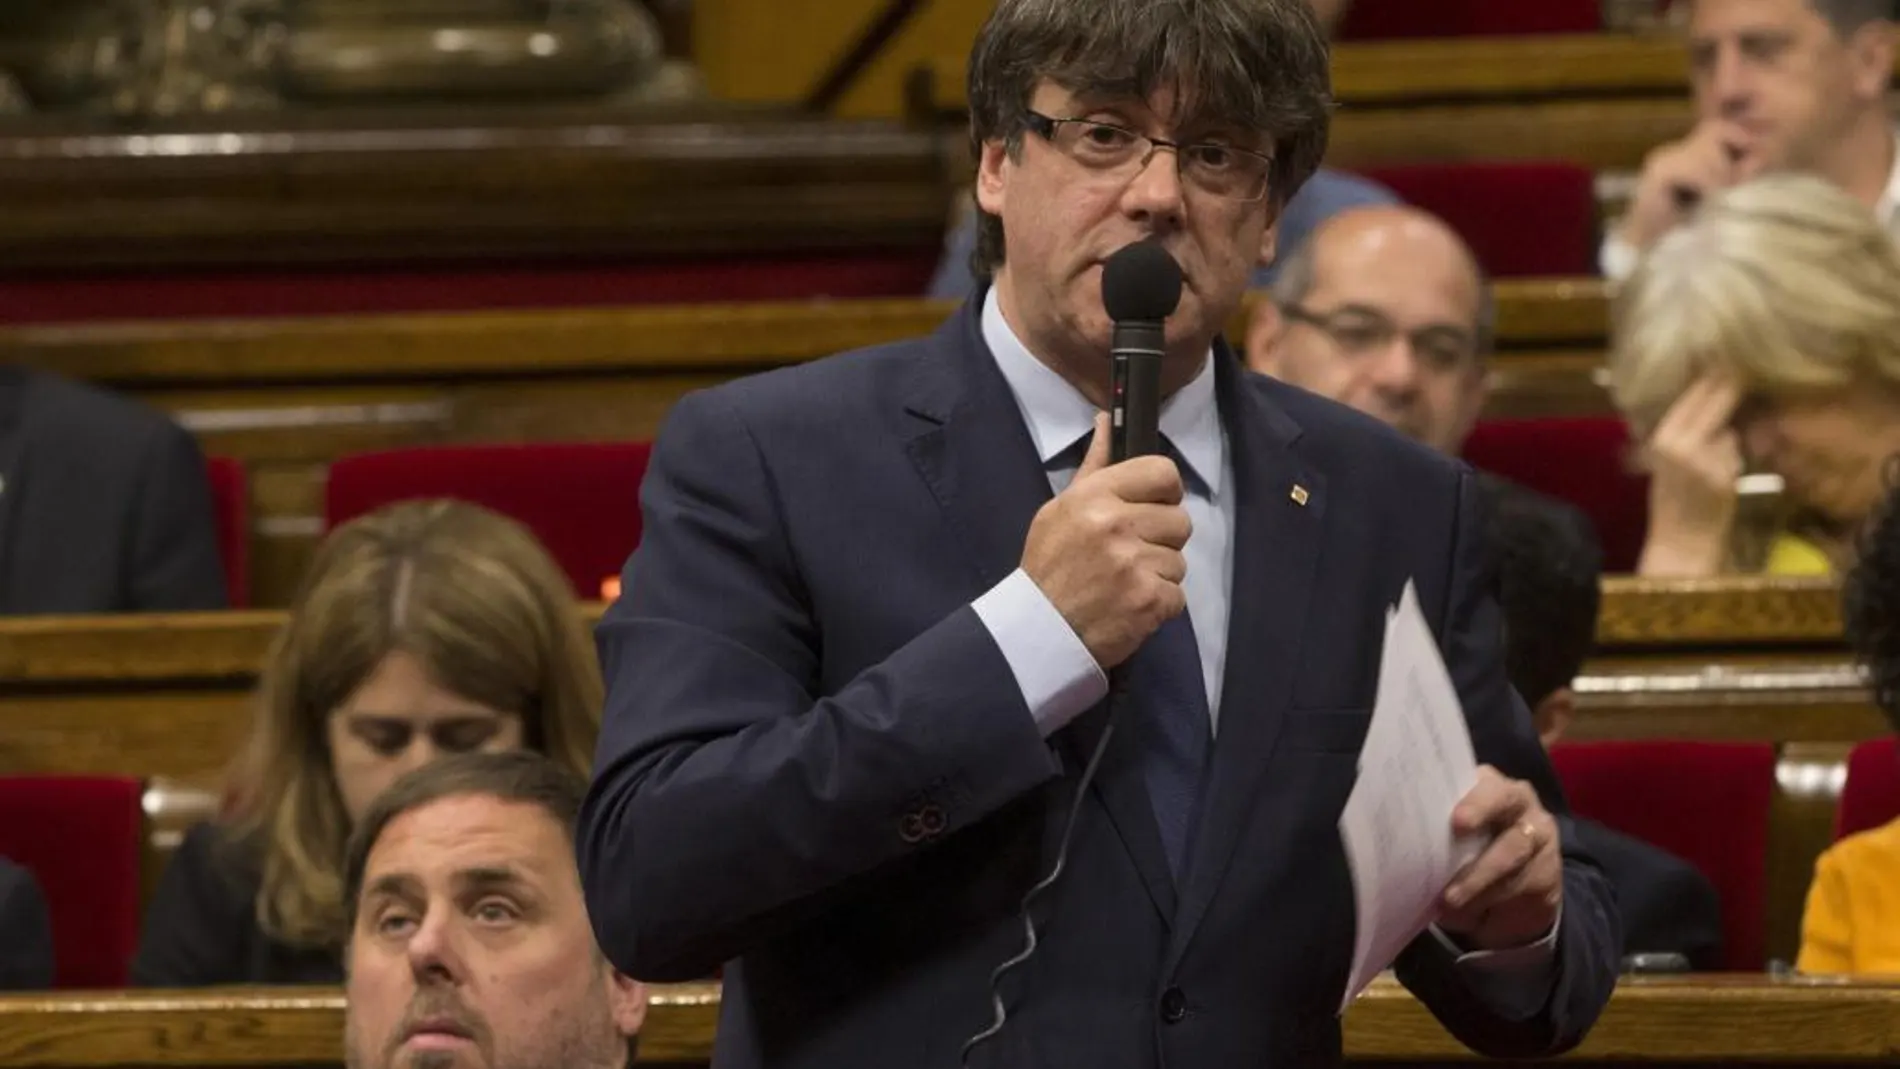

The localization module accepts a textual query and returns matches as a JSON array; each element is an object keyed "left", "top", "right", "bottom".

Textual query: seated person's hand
[
  {"left": 1637, "top": 373, "right": 1745, "bottom": 576},
  {"left": 1620, "top": 119, "right": 1751, "bottom": 252}
]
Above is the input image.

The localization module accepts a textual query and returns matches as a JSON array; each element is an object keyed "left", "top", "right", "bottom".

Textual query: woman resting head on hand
[
  {"left": 1609, "top": 172, "right": 1900, "bottom": 576},
  {"left": 130, "top": 498, "right": 602, "bottom": 986}
]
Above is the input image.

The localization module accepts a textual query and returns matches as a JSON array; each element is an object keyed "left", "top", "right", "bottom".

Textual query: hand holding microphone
[
  {"left": 1023, "top": 411, "right": 1190, "bottom": 670},
  {"left": 1021, "top": 240, "right": 1190, "bottom": 671}
]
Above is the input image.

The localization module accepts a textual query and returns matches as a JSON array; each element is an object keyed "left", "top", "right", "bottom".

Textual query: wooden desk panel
[
  {"left": 0, "top": 583, "right": 1864, "bottom": 788},
  {"left": 0, "top": 111, "right": 959, "bottom": 272},
  {"left": 2, "top": 977, "right": 1898, "bottom": 1066},
  {"left": 1, "top": 279, "right": 1611, "bottom": 385}
]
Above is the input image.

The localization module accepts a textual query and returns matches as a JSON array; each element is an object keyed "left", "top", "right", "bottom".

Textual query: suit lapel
[
  {"left": 899, "top": 297, "right": 1177, "bottom": 922},
  {"left": 0, "top": 369, "right": 30, "bottom": 612},
  {"left": 1167, "top": 353, "right": 1326, "bottom": 969}
]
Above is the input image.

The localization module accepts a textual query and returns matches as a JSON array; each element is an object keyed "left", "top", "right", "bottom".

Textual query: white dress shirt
[{"left": 970, "top": 286, "right": 1235, "bottom": 738}]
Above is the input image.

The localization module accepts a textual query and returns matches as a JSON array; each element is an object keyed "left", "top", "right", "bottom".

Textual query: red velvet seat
[
  {"left": 204, "top": 455, "right": 250, "bottom": 608},
  {"left": 1836, "top": 737, "right": 1900, "bottom": 841},
  {"left": 0, "top": 776, "right": 146, "bottom": 988},
  {"left": 1548, "top": 741, "right": 1777, "bottom": 970},
  {"left": 1355, "top": 161, "right": 1600, "bottom": 277},
  {"left": 325, "top": 442, "right": 654, "bottom": 597},
  {"left": 1336, "top": 0, "right": 1601, "bottom": 39},
  {"left": 1460, "top": 417, "right": 1649, "bottom": 574}
]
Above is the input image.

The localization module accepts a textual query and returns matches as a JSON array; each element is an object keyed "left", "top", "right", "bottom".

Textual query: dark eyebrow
[
  {"left": 364, "top": 872, "right": 423, "bottom": 904},
  {"left": 456, "top": 866, "right": 531, "bottom": 895}
]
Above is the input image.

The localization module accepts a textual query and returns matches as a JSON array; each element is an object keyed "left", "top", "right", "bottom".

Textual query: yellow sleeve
[
  {"left": 1796, "top": 846, "right": 1855, "bottom": 975},
  {"left": 1765, "top": 534, "right": 1834, "bottom": 576}
]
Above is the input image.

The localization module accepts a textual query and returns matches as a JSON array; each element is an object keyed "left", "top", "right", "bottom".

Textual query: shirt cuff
[
  {"left": 972, "top": 568, "right": 1109, "bottom": 737},
  {"left": 1599, "top": 231, "right": 1639, "bottom": 281},
  {"left": 1427, "top": 905, "right": 1562, "bottom": 1021}
]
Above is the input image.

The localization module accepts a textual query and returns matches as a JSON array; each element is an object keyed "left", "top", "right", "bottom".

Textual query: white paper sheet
[{"left": 1337, "top": 579, "right": 1486, "bottom": 1014}]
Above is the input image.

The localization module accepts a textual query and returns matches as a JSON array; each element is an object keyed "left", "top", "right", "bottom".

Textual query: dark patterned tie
[
  {"left": 1054, "top": 429, "right": 1214, "bottom": 880},
  {"left": 1052, "top": 429, "right": 1213, "bottom": 876},
  {"left": 1124, "top": 602, "right": 1213, "bottom": 878}
]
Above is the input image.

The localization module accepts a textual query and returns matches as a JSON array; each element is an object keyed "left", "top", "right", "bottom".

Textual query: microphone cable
[{"left": 958, "top": 686, "right": 1122, "bottom": 1067}]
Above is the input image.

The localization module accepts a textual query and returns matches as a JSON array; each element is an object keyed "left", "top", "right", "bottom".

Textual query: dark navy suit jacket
[
  {"left": 578, "top": 297, "right": 1621, "bottom": 1069},
  {"left": 0, "top": 857, "right": 53, "bottom": 990}
]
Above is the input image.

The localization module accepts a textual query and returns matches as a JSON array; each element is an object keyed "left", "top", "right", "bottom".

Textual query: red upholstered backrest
[
  {"left": 1548, "top": 741, "right": 1777, "bottom": 970},
  {"left": 325, "top": 442, "right": 654, "bottom": 597},
  {"left": 1461, "top": 417, "right": 1650, "bottom": 574},
  {"left": 204, "top": 456, "right": 250, "bottom": 608},
  {"left": 0, "top": 777, "right": 145, "bottom": 988},
  {"left": 1355, "top": 161, "right": 1599, "bottom": 277},
  {"left": 1837, "top": 738, "right": 1900, "bottom": 841},
  {"left": 1337, "top": 0, "right": 1601, "bottom": 38}
]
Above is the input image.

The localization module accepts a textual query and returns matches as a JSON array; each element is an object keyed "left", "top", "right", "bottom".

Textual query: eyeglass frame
[
  {"left": 1278, "top": 303, "right": 1485, "bottom": 372},
  {"left": 1021, "top": 110, "right": 1278, "bottom": 204}
]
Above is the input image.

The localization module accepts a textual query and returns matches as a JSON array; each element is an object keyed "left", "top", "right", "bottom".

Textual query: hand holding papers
[{"left": 1337, "top": 580, "right": 1484, "bottom": 1013}]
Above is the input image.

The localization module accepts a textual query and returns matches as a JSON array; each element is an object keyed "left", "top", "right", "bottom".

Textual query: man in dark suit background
[
  {"left": 578, "top": 1, "right": 1621, "bottom": 1065},
  {"left": 0, "top": 365, "right": 227, "bottom": 614},
  {"left": 0, "top": 857, "right": 54, "bottom": 990},
  {"left": 1488, "top": 486, "right": 1726, "bottom": 972}
]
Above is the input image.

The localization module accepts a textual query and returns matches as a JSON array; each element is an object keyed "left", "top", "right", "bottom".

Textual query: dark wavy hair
[
  {"left": 1845, "top": 456, "right": 1900, "bottom": 730},
  {"left": 963, "top": 0, "right": 1333, "bottom": 283}
]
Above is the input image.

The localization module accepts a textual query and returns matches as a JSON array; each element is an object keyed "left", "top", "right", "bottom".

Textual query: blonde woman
[
  {"left": 130, "top": 500, "right": 601, "bottom": 986},
  {"left": 1608, "top": 172, "right": 1900, "bottom": 576}
]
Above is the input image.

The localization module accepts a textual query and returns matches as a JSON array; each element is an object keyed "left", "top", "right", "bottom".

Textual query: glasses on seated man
[{"left": 342, "top": 752, "right": 647, "bottom": 1069}]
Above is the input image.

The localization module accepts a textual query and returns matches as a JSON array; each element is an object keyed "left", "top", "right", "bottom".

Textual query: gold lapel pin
[{"left": 1290, "top": 484, "right": 1310, "bottom": 507}]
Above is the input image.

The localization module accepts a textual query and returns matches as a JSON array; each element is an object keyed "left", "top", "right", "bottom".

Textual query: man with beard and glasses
[{"left": 342, "top": 752, "right": 647, "bottom": 1069}]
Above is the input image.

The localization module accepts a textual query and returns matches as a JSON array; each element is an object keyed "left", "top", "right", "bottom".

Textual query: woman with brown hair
[{"left": 131, "top": 499, "right": 601, "bottom": 985}]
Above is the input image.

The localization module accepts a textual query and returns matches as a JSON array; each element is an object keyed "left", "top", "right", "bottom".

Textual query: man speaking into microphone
[{"left": 577, "top": 0, "right": 1621, "bottom": 1065}]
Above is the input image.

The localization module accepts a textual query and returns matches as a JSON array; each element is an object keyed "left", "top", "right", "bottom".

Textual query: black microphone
[{"left": 1102, "top": 240, "right": 1184, "bottom": 463}]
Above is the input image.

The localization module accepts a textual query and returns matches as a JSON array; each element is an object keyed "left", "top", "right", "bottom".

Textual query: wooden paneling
[
  {"left": 1595, "top": 576, "right": 1845, "bottom": 649},
  {"left": 0, "top": 580, "right": 1860, "bottom": 790},
  {"left": 0, "top": 110, "right": 959, "bottom": 272},
  {"left": 0, "top": 98, "right": 1704, "bottom": 280},
  {"left": 0, "top": 981, "right": 721, "bottom": 1066},
  {"left": 2, "top": 977, "right": 1899, "bottom": 1066}
]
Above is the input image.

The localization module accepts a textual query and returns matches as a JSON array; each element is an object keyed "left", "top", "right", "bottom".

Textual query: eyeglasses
[
  {"left": 1024, "top": 111, "right": 1276, "bottom": 203},
  {"left": 1281, "top": 304, "right": 1478, "bottom": 371}
]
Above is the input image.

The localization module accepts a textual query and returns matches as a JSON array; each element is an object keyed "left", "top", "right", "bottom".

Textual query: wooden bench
[
  {"left": 1, "top": 976, "right": 1896, "bottom": 1066},
  {"left": 0, "top": 577, "right": 1872, "bottom": 962},
  {"left": 0, "top": 85, "right": 1715, "bottom": 288},
  {"left": 0, "top": 280, "right": 1613, "bottom": 604}
]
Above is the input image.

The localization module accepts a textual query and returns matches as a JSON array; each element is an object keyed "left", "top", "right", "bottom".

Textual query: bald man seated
[
  {"left": 1245, "top": 205, "right": 1493, "bottom": 455},
  {"left": 1244, "top": 203, "right": 1603, "bottom": 541}
]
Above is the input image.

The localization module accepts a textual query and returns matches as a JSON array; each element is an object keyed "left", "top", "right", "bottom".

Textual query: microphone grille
[{"left": 1101, "top": 240, "right": 1184, "bottom": 323}]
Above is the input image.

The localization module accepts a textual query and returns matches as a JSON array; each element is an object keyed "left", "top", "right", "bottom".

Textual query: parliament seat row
[
  {"left": 0, "top": 577, "right": 1866, "bottom": 982},
  {"left": 7, "top": 974, "right": 1900, "bottom": 1067},
  {"left": 1334, "top": 0, "right": 1614, "bottom": 39},
  {"left": 3, "top": 276, "right": 1624, "bottom": 606},
  {"left": 210, "top": 408, "right": 1641, "bottom": 614},
  {"left": 7, "top": 737, "right": 1882, "bottom": 987}
]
